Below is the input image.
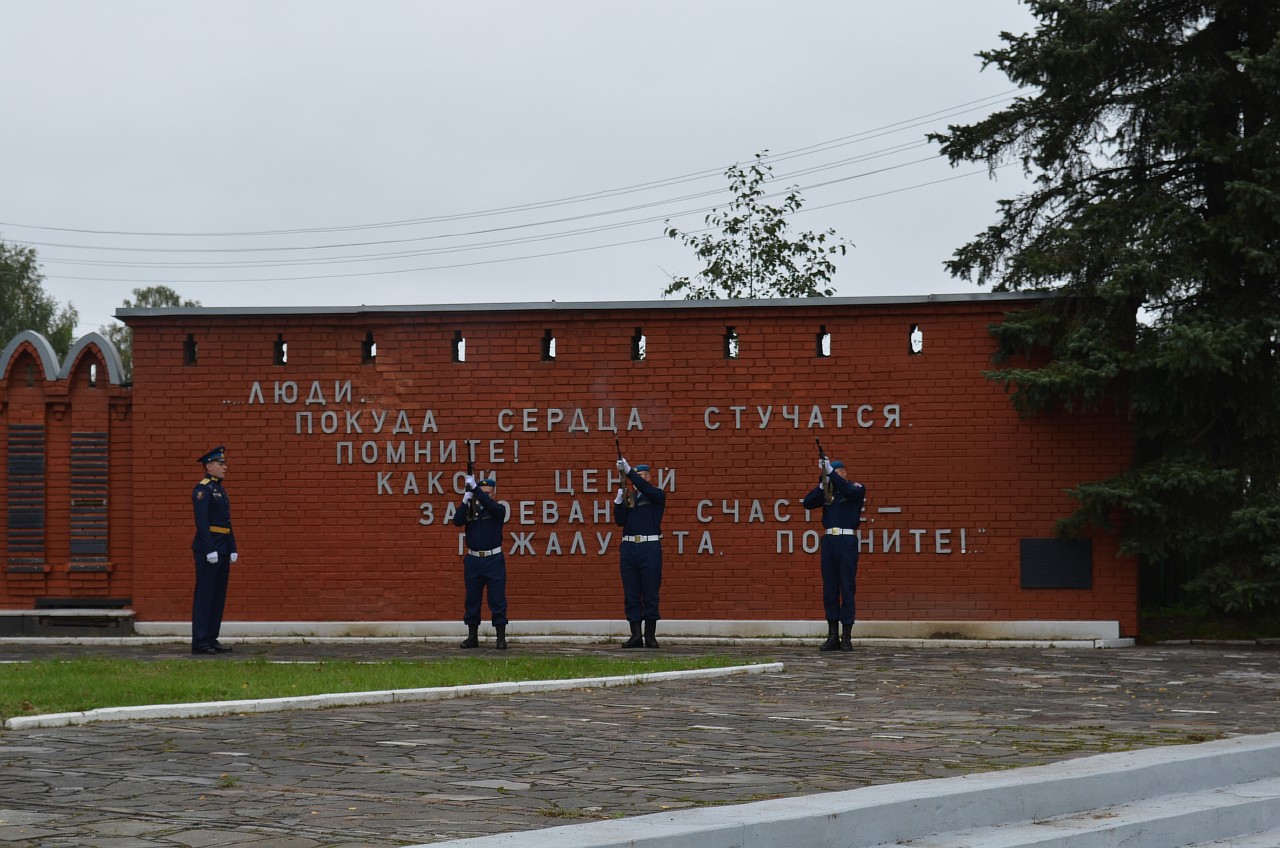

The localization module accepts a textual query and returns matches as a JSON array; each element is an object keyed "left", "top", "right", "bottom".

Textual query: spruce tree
[{"left": 935, "top": 1, "right": 1280, "bottom": 611}]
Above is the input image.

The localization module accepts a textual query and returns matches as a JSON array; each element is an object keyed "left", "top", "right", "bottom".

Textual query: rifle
[
  {"left": 465, "top": 452, "right": 479, "bottom": 520},
  {"left": 816, "top": 438, "right": 834, "bottom": 504},
  {"left": 616, "top": 437, "right": 635, "bottom": 508}
]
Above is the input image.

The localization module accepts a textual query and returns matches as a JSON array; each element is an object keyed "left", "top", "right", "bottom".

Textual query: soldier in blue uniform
[
  {"left": 451, "top": 474, "right": 509, "bottom": 649},
  {"left": 613, "top": 458, "right": 666, "bottom": 648},
  {"left": 191, "top": 446, "right": 237, "bottom": 655},
  {"left": 801, "top": 458, "right": 866, "bottom": 652}
]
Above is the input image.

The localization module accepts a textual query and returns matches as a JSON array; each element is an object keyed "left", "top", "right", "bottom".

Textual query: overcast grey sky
[{"left": 1, "top": 1, "right": 1037, "bottom": 337}]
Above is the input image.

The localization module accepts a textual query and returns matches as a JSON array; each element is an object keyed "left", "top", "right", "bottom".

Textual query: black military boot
[
  {"left": 495, "top": 623, "right": 507, "bottom": 650},
  {"left": 819, "top": 620, "right": 840, "bottom": 651},
  {"left": 459, "top": 624, "right": 479, "bottom": 649},
  {"left": 622, "top": 620, "right": 644, "bottom": 648},
  {"left": 840, "top": 622, "right": 853, "bottom": 652},
  {"left": 643, "top": 619, "right": 659, "bottom": 649}
]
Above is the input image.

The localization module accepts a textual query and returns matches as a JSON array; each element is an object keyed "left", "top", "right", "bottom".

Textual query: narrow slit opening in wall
[
  {"left": 908, "top": 324, "right": 924, "bottom": 355},
  {"left": 452, "top": 331, "right": 466, "bottom": 362},
  {"left": 817, "top": 325, "right": 831, "bottom": 358},
  {"left": 542, "top": 329, "right": 556, "bottom": 361},
  {"left": 274, "top": 334, "right": 288, "bottom": 365},
  {"left": 724, "top": 326, "right": 739, "bottom": 359},
  {"left": 631, "top": 327, "right": 646, "bottom": 361},
  {"left": 362, "top": 331, "right": 377, "bottom": 364},
  {"left": 25, "top": 364, "right": 34, "bottom": 386},
  {"left": 184, "top": 334, "right": 198, "bottom": 366},
  {"left": 89, "top": 363, "right": 97, "bottom": 387}
]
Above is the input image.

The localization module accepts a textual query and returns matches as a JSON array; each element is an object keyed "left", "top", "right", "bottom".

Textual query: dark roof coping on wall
[{"left": 116, "top": 292, "right": 1047, "bottom": 321}]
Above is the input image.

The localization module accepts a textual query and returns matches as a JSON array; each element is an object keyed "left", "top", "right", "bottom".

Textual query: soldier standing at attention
[
  {"left": 613, "top": 457, "right": 666, "bottom": 648},
  {"left": 801, "top": 458, "right": 866, "bottom": 652},
  {"left": 452, "top": 473, "right": 509, "bottom": 649},
  {"left": 191, "top": 446, "right": 237, "bottom": 655}
]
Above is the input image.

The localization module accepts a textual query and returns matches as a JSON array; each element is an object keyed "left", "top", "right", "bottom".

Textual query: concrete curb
[
  {"left": 3, "top": 661, "right": 783, "bottom": 730},
  {"left": 412, "top": 731, "right": 1280, "bottom": 848},
  {"left": 131, "top": 618, "right": 1125, "bottom": 641},
  {"left": 0, "top": 635, "right": 1134, "bottom": 649}
]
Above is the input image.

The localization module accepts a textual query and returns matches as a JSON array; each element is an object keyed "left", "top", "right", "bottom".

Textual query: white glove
[
  {"left": 464, "top": 474, "right": 477, "bottom": 490},
  {"left": 462, "top": 491, "right": 474, "bottom": 503},
  {"left": 614, "top": 488, "right": 624, "bottom": 505},
  {"left": 820, "top": 458, "right": 832, "bottom": 474},
  {"left": 230, "top": 552, "right": 238, "bottom": 564},
  {"left": 205, "top": 551, "right": 218, "bottom": 564},
  {"left": 616, "top": 458, "right": 631, "bottom": 475}
]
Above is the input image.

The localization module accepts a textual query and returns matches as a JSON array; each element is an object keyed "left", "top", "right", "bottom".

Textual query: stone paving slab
[{"left": 0, "top": 640, "right": 1278, "bottom": 846}]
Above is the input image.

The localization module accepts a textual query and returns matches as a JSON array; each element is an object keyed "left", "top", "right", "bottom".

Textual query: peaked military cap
[{"left": 198, "top": 446, "right": 227, "bottom": 464}]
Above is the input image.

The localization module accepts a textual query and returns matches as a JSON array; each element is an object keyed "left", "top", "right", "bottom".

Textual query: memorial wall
[{"left": 0, "top": 294, "right": 1138, "bottom": 635}]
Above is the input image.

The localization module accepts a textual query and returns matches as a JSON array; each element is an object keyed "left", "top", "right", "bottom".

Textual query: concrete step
[
  {"left": 1184, "top": 826, "right": 1280, "bottom": 847},
  {"left": 419, "top": 733, "right": 1280, "bottom": 848},
  {"left": 872, "top": 776, "right": 1280, "bottom": 847},
  {"left": 0, "top": 608, "right": 134, "bottom": 637}
]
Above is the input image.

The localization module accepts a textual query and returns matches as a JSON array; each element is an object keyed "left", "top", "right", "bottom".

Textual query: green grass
[{"left": 0, "top": 654, "right": 752, "bottom": 721}]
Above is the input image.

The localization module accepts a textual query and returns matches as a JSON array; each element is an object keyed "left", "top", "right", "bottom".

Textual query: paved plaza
[{"left": 1, "top": 640, "right": 1278, "bottom": 847}]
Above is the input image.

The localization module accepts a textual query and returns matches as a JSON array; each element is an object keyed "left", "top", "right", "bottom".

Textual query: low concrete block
[{"left": 412, "top": 732, "right": 1280, "bottom": 848}]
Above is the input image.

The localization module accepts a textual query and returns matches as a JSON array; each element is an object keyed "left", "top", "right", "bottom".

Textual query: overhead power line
[
  {"left": 18, "top": 142, "right": 938, "bottom": 257},
  {"left": 38, "top": 166, "right": 1011, "bottom": 284},
  {"left": 4, "top": 90, "right": 1022, "bottom": 240},
  {"left": 6, "top": 89, "right": 1029, "bottom": 284}
]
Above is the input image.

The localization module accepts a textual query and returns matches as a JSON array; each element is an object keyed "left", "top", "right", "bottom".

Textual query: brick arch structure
[
  {"left": 0, "top": 331, "right": 132, "bottom": 606},
  {"left": 1, "top": 330, "right": 61, "bottom": 385},
  {"left": 58, "top": 332, "right": 127, "bottom": 386}
]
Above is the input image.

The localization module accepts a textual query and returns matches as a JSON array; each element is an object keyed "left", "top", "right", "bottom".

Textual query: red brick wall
[
  {"left": 108, "top": 297, "right": 1137, "bottom": 634},
  {"left": 0, "top": 337, "right": 132, "bottom": 603}
]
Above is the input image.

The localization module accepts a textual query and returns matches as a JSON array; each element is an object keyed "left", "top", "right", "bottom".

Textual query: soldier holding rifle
[
  {"left": 802, "top": 441, "right": 866, "bottom": 652},
  {"left": 451, "top": 464, "right": 509, "bottom": 650},
  {"left": 613, "top": 444, "right": 666, "bottom": 649}
]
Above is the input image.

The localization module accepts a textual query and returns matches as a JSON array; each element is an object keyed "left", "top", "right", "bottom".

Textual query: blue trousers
[
  {"left": 820, "top": 536, "right": 859, "bottom": 625},
  {"left": 192, "top": 551, "right": 231, "bottom": 648},
  {"left": 463, "top": 554, "right": 508, "bottom": 626},
  {"left": 619, "top": 542, "right": 662, "bottom": 621}
]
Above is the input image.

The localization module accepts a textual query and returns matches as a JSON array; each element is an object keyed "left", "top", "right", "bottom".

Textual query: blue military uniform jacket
[
  {"left": 191, "top": 475, "right": 236, "bottom": 557},
  {"left": 802, "top": 472, "right": 866, "bottom": 530},
  {"left": 613, "top": 469, "right": 666, "bottom": 536},
  {"left": 451, "top": 490, "right": 506, "bottom": 551}
]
